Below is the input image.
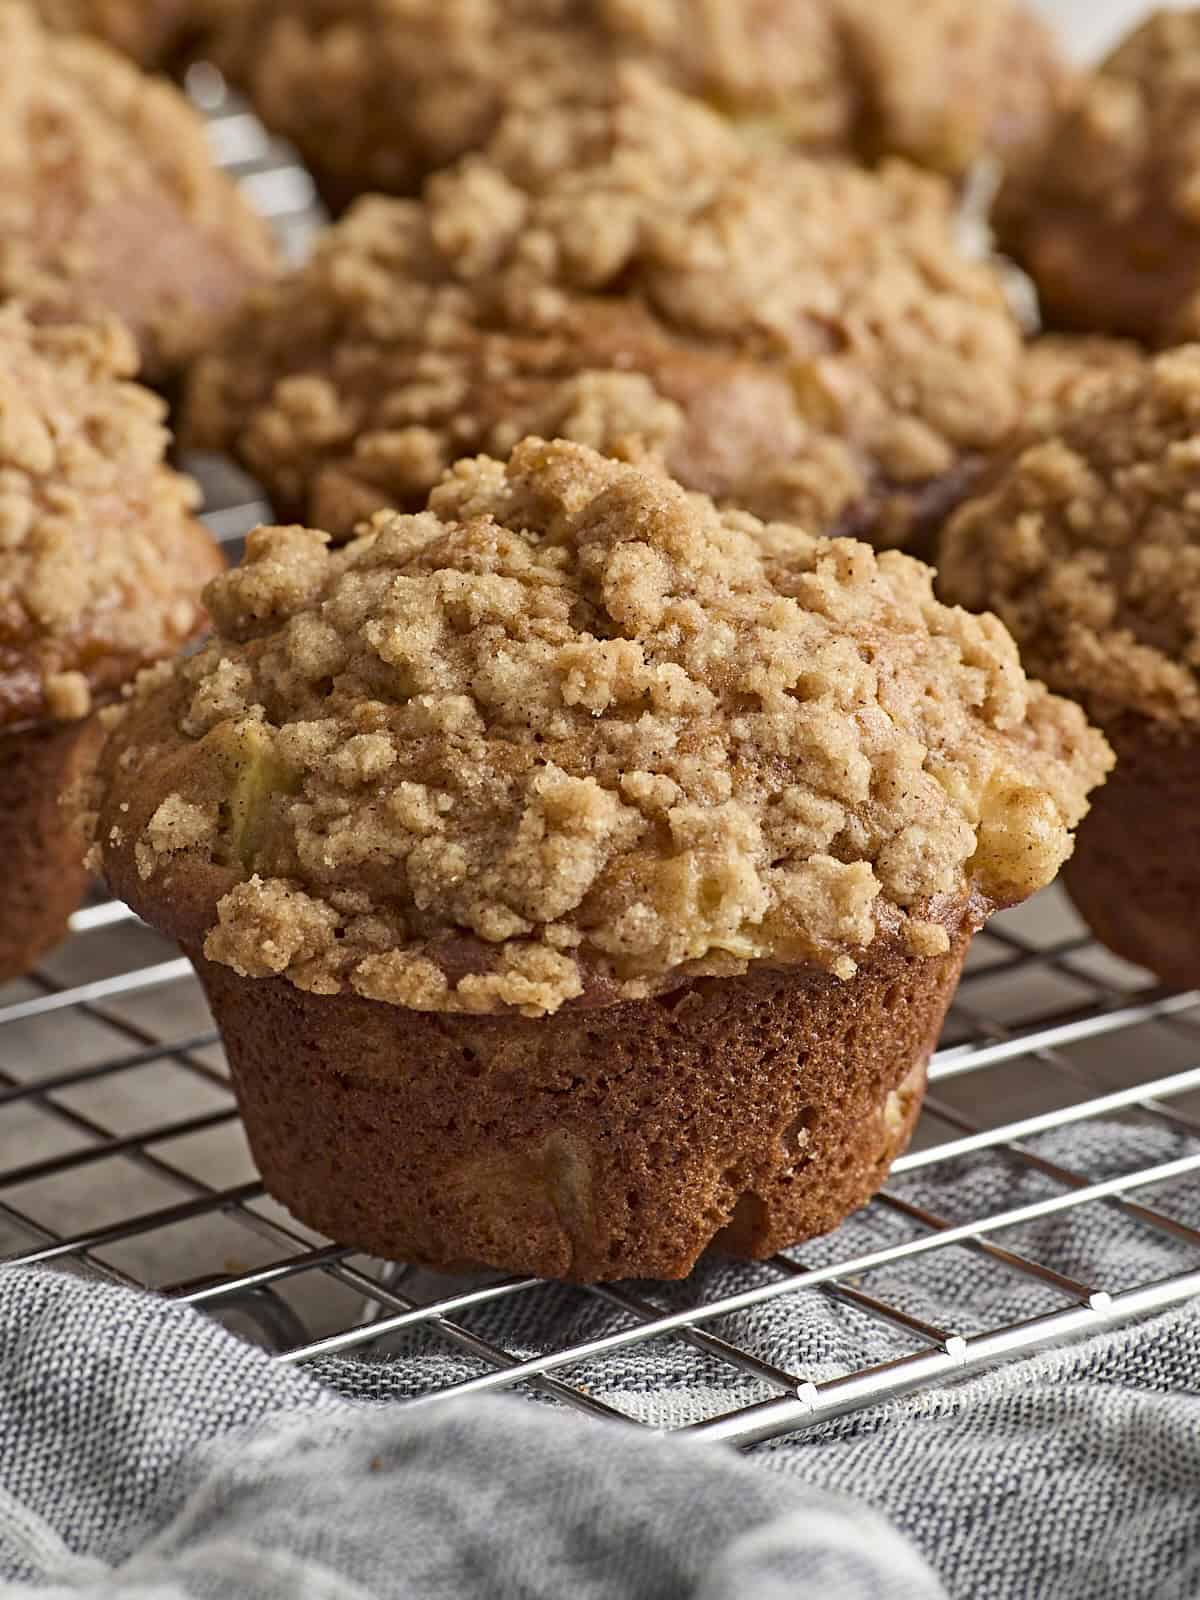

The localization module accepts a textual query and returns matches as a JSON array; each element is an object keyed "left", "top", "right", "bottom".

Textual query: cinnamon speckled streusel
[
  {"left": 942, "top": 346, "right": 1200, "bottom": 729},
  {"left": 0, "top": 1, "right": 276, "bottom": 380},
  {"left": 94, "top": 439, "right": 1110, "bottom": 1018},
  {"left": 185, "top": 71, "right": 1024, "bottom": 552},
  {"left": 207, "top": 0, "right": 1065, "bottom": 210},
  {"left": 0, "top": 306, "right": 225, "bottom": 726},
  {"left": 999, "top": 10, "right": 1200, "bottom": 344}
]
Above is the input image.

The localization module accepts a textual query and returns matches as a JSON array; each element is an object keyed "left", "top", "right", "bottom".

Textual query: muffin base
[
  {"left": 1064, "top": 719, "right": 1200, "bottom": 990},
  {"left": 0, "top": 716, "right": 104, "bottom": 984},
  {"left": 193, "top": 927, "right": 971, "bottom": 1282}
]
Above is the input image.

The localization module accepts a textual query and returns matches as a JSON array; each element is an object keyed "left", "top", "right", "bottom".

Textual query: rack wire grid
[{"left": 1, "top": 73, "right": 1199, "bottom": 1453}]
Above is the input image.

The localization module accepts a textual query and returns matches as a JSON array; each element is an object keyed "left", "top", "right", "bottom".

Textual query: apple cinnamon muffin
[
  {"left": 30, "top": 0, "right": 201, "bottom": 64},
  {"left": 0, "top": 1, "right": 276, "bottom": 382},
  {"left": 92, "top": 438, "right": 1109, "bottom": 1280},
  {"left": 185, "top": 72, "right": 1024, "bottom": 553},
  {"left": 999, "top": 11, "right": 1200, "bottom": 345},
  {"left": 207, "top": 0, "right": 1065, "bottom": 213},
  {"left": 0, "top": 307, "right": 223, "bottom": 981},
  {"left": 942, "top": 345, "right": 1200, "bottom": 989}
]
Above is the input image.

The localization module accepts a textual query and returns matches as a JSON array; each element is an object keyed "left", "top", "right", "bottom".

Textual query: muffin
[
  {"left": 1017, "top": 335, "right": 1145, "bottom": 434},
  {"left": 998, "top": 11, "right": 1200, "bottom": 345},
  {"left": 0, "top": 308, "right": 224, "bottom": 981},
  {"left": 206, "top": 0, "right": 1065, "bottom": 213},
  {"left": 29, "top": 0, "right": 202, "bottom": 65},
  {"left": 92, "top": 439, "right": 1109, "bottom": 1280},
  {"left": 941, "top": 346, "right": 1200, "bottom": 989},
  {"left": 184, "top": 72, "right": 1024, "bottom": 553},
  {"left": 0, "top": 1, "right": 276, "bottom": 383}
]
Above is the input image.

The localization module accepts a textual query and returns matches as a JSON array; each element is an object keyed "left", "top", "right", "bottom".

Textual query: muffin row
[{"left": 2, "top": 0, "right": 1198, "bottom": 1283}]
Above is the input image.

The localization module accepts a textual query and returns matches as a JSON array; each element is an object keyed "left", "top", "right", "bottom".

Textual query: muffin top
[
  {"left": 1017, "top": 335, "right": 1145, "bottom": 434},
  {"left": 95, "top": 439, "right": 1110, "bottom": 1018},
  {"left": 942, "top": 346, "right": 1200, "bottom": 732},
  {"left": 999, "top": 10, "right": 1200, "bottom": 344},
  {"left": 209, "top": 0, "right": 1063, "bottom": 208},
  {"left": 0, "top": 307, "right": 225, "bottom": 727},
  {"left": 0, "top": 0, "right": 276, "bottom": 379},
  {"left": 184, "top": 71, "right": 1023, "bottom": 552},
  {"left": 29, "top": 0, "right": 198, "bottom": 63}
]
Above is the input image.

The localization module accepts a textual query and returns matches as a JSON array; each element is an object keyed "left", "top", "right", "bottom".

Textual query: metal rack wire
[{"left": 0, "top": 76, "right": 1198, "bottom": 1452}]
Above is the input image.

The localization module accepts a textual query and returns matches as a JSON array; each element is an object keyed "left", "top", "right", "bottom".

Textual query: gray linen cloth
[{"left": 0, "top": 1122, "right": 1197, "bottom": 1600}]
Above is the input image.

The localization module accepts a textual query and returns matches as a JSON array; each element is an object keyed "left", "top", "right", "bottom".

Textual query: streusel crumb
[
  {"left": 0, "top": 2, "right": 276, "bottom": 379},
  {"left": 185, "top": 70, "right": 1023, "bottom": 552},
  {"left": 999, "top": 10, "right": 1200, "bottom": 344},
  {"left": 942, "top": 346, "right": 1200, "bottom": 729},
  {"left": 0, "top": 306, "right": 225, "bottom": 726},
  {"left": 97, "top": 439, "right": 1110, "bottom": 1018},
  {"left": 1018, "top": 335, "right": 1145, "bottom": 434},
  {"left": 208, "top": 0, "right": 1064, "bottom": 209}
]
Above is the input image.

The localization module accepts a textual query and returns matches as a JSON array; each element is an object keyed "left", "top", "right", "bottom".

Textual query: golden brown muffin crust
[
  {"left": 0, "top": 307, "right": 225, "bottom": 727},
  {"left": 942, "top": 346, "right": 1200, "bottom": 730},
  {"left": 0, "top": 1, "right": 276, "bottom": 379},
  {"left": 184, "top": 72, "right": 1024, "bottom": 551},
  {"left": 194, "top": 926, "right": 967, "bottom": 1279},
  {"left": 95, "top": 438, "right": 1110, "bottom": 1018},
  {"left": 208, "top": 0, "right": 1065, "bottom": 210},
  {"left": 999, "top": 10, "right": 1200, "bottom": 344}
]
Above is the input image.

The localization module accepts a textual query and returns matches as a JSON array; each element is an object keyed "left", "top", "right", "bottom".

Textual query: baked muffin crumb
[{"left": 97, "top": 439, "right": 1110, "bottom": 1017}]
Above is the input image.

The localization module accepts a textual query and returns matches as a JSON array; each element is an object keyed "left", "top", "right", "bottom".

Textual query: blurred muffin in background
[
  {"left": 0, "top": 1, "right": 276, "bottom": 382},
  {"left": 1017, "top": 334, "right": 1145, "bottom": 433},
  {"left": 999, "top": 10, "right": 1200, "bottom": 345},
  {"left": 29, "top": 0, "right": 203, "bottom": 65},
  {"left": 941, "top": 345, "right": 1200, "bottom": 989},
  {"left": 0, "top": 307, "right": 223, "bottom": 981},
  {"left": 185, "top": 71, "right": 1024, "bottom": 552},
  {"left": 206, "top": 0, "right": 1067, "bottom": 213}
]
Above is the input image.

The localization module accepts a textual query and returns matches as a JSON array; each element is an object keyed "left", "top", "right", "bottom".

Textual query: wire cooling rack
[{"left": 1, "top": 71, "right": 1199, "bottom": 1452}]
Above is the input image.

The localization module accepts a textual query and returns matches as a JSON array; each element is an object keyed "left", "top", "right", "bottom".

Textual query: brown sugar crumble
[
  {"left": 209, "top": 0, "right": 1064, "bottom": 210},
  {"left": 0, "top": 2, "right": 276, "bottom": 380},
  {"left": 185, "top": 70, "right": 1024, "bottom": 553},
  {"left": 95, "top": 439, "right": 1111, "bottom": 1018},
  {"left": 941, "top": 345, "right": 1200, "bottom": 730},
  {"left": 999, "top": 10, "right": 1200, "bottom": 345},
  {"left": 0, "top": 306, "right": 225, "bottom": 727}
]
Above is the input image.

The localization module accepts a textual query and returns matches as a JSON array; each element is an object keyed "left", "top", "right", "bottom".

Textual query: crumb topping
[
  {"left": 185, "top": 71, "right": 1022, "bottom": 552},
  {"left": 1018, "top": 335, "right": 1145, "bottom": 434},
  {"left": 0, "top": 306, "right": 225, "bottom": 726},
  {"left": 942, "top": 346, "right": 1200, "bottom": 730},
  {"left": 99, "top": 439, "right": 1110, "bottom": 1017},
  {"left": 0, "top": 2, "right": 276, "bottom": 378},
  {"left": 209, "top": 0, "right": 1063, "bottom": 206},
  {"left": 999, "top": 10, "right": 1200, "bottom": 344}
]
